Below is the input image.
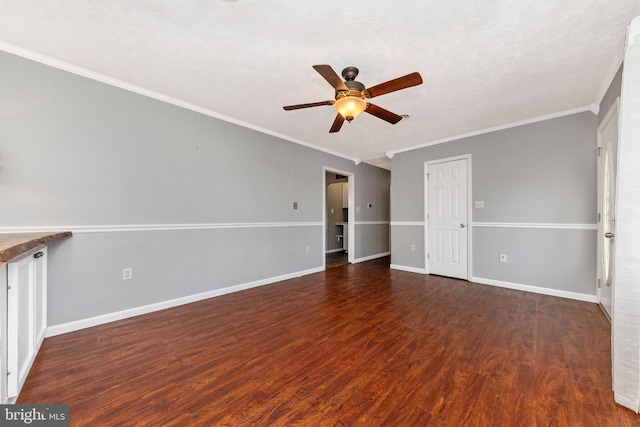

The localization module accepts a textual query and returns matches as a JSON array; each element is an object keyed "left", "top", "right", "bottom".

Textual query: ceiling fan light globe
[{"left": 334, "top": 96, "right": 366, "bottom": 121}]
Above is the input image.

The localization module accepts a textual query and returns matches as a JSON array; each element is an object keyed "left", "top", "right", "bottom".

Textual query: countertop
[{"left": 0, "top": 231, "right": 72, "bottom": 264}]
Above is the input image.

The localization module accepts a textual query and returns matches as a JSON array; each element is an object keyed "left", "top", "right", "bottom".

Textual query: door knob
[
  {"left": 460, "top": 224, "right": 466, "bottom": 228},
  {"left": 605, "top": 232, "right": 614, "bottom": 238}
]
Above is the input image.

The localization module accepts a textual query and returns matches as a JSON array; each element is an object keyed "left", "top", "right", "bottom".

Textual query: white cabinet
[
  {"left": 340, "top": 183, "right": 349, "bottom": 251},
  {"left": 327, "top": 182, "right": 350, "bottom": 252},
  {"left": 341, "top": 182, "right": 349, "bottom": 208},
  {"left": 0, "top": 263, "right": 7, "bottom": 405},
  {"left": 2, "top": 246, "right": 47, "bottom": 403}
]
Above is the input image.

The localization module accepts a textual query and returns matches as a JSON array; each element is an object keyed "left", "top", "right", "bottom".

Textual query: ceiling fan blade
[
  {"left": 283, "top": 100, "right": 333, "bottom": 111},
  {"left": 329, "top": 114, "right": 345, "bottom": 133},
  {"left": 365, "top": 103, "right": 403, "bottom": 124},
  {"left": 313, "top": 65, "right": 348, "bottom": 91},
  {"left": 365, "top": 72, "right": 423, "bottom": 98}
]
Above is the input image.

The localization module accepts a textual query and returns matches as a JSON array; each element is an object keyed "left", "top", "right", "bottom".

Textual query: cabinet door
[
  {"left": 0, "top": 264, "right": 7, "bottom": 404},
  {"left": 341, "top": 182, "right": 349, "bottom": 208},
  {"left": 6, "top": 248, "right": 46, "bottom": 399}
]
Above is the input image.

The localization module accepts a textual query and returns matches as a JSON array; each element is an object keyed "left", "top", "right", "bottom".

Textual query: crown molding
[
  {"left": 387, "top": 104, "right": 597, "bottom": 157},
  {"left": 0, "top": 42, "right": 357, "bottom": 164}
]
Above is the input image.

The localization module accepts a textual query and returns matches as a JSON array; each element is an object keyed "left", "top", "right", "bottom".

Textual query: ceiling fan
[{"left": 283, "top": 65, "right": 423, "bottom": 133}]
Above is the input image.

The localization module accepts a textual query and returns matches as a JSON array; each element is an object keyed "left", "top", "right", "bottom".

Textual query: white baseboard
[
  {"left": 325, "top": 248, "right": 345, "bottom": 254},
  {"left": 470, "top": 276, "right": 597, "bottom": 303},
  {"left": 614, "top": 394, "right": 640, "bottom": 413},
  {"left": 390, "top": 264, "right": 427, "bottom": 274},
  {"left": 383, "top": 269, "right": 597, "bottom": 303},
  {"left": 352, "top": 252, "right": 390, "bottom": 264},
  {"left": 45, "top": 266, "right": 325, "bottom": 337}
]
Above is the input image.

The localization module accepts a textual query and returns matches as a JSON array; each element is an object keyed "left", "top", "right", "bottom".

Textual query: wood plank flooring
[
  {"left": 326, "top": 251, "right": 348, "bottom": 268},
  {"left": 18, "top": 257, "right": 640, "bottom": 426}
]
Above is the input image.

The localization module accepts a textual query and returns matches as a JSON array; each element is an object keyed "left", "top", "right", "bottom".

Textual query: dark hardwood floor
[
  {"left": 18, "top": 257, "right": 640, "bottom": 426},
  {"left": 326, "top": 250, "right": 348, "bottom": 268}
]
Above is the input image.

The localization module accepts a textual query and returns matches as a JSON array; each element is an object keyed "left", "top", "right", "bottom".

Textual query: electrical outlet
[
  {"left": 499, "top": 254, "right": 507, "bottom": 263},
  {"left": 305, "top": 246, "right": 310, "bottom": 254},
  {"left": 410, "top": 244, "right": 416, "bottom": 252},
  {"left": 123, "top": 268, "right": 133, "bottom": 280}
]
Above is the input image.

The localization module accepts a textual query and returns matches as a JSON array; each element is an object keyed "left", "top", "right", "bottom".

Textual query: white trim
[
  {"left": 0, "top": 222, "right": 323, "bottom": 234},
  {"left": 390, "top": 264, "right": 427, "bottom": 275},
  {"left": 391, "top": 221, "right": 597, "bottom": 230},
  {"left": 348, "top": 174, "right": 355, "bottom": 261},
  {"left": 354, "top": 221, "right": 390, "bottom": 225},
  {"left": 471, "top": 222, "right": 597, "bottom": 230},
  {"left": 387, "top": 105, "right": 596, "bottom": 157},
  {"left": 614, "top": 395, "right": 640, "bottom": 413},
  {"left": 352, "top": 252, "right": 390, "bottom": 263},
  {"left": 424, "top": 161, "right": 432, "bottom": 275},
  {"left": 630, "top": 15, "right": 640, "bottom": 45},
  {"left": 0, "top": 42, "right": 356, "bottom": 164},
  {"left": 471, "top": 276, "right": 597, "bottom": 303},
  {"left": 45, "top": 265, "right": 325, "bottom": 337}
]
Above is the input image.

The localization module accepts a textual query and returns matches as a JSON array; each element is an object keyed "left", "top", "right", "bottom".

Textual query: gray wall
[
  {"left": 391, "top": 112, "right": 598, "bottom": 297},
  {"left": 599, "top": 64, "right": 623, "bottom": 125},
  {"left": 354, "top": 165, "right": 391, "bottom": 259},
  {"left": 0, "top": 51, "right": 390, "bottom": 328}
]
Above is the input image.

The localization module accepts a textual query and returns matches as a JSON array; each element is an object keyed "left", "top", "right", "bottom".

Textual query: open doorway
[{"left": 324, "top": 168, "right": 354, "bottom": 268}]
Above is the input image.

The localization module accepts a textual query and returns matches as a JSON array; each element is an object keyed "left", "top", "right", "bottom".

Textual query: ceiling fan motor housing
[
  {"left": 341, "top": 66, "right": 359, "bottom": 81},
  {"left": 336, "top": 66, "right": 366, "bottom": 99},
  {"left": 335, "top": 85, "right": 365, "bottom": 99},
  {"left": 335, "top": 80, "right": 366, "bottom": 99}
]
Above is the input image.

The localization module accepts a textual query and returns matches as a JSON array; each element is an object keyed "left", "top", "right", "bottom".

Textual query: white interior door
[
  {"left": 427, "top": 158, "right": 468, "bottom": 279},
  {"left": 597, "top": 100, "right": 619, "bottom": 319}
]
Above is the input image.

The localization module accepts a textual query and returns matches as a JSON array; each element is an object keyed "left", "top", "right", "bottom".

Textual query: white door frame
[
  {"left": 596, "top": 97, "right": 619, "bottom": 313},
  {"left": 323, "top": 167, "right": 355, "bottom": 267},
  {"left": 424, "top": 154, "right": 473, "bottom": 278}
]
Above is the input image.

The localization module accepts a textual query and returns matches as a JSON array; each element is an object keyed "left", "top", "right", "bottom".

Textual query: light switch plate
[{"left": 475, "top": 201, "right": 485, "bottom": 208}]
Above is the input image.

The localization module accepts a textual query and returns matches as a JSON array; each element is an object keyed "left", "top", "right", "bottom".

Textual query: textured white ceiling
[{"left": 1, "top": 1, "right": 639, "bottom": 168}]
